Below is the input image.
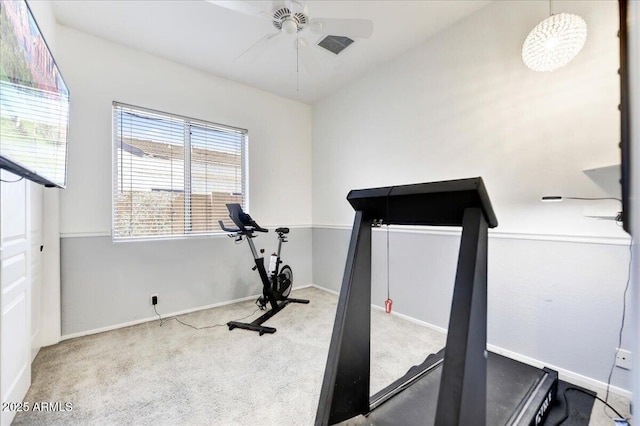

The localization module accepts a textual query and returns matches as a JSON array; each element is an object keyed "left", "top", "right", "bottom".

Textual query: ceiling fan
[{"left": 207, "top": 0, "right": 374, "bottom": 84}]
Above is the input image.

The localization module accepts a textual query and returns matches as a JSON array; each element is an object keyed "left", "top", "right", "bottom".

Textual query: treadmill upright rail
[{"left": 315, "top": 178, "right": 558, "bottom": 426}]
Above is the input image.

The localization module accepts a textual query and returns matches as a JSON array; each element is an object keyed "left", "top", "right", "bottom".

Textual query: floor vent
[{"left": 317, "top": 35, "right": 355, "bottom": 55}]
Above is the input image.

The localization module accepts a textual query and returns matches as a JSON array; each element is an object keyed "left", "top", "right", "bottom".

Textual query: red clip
[{"left": 385, "top": 298, "right": 393, "bottom": 314}]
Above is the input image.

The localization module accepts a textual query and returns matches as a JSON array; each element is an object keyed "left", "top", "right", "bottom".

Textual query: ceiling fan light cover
[
  {"left": 522, "top": 12, "right": 587, "bottom": 72},
  {"left": 282, "top": 18, "right": 298, "bottom": 34}
]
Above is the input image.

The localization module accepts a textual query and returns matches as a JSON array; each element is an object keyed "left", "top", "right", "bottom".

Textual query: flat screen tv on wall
[{"left": 0, "top": 0, "right": 70, "bottom": 188}]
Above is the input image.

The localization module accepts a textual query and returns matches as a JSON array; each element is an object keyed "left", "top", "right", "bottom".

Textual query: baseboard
[
  {"left": 371, "top": 303, "right": 450, "bottom": 335},
  {"left": 61, "top": 284, "right": 314, "bottom": 341},
  {"left": 311, "top": 283, "right": 632, "bottom": 399},
  {"left": 311, "top": 284, "right": 339, "bottom": 295}
]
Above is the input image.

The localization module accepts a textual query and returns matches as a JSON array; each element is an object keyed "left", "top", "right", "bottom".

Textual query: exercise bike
[{"left": 219, "top": 203, "right": 309, "bottom": 335}]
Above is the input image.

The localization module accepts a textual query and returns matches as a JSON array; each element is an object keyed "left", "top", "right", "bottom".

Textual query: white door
[{"left": 1, "top": 171, "right": 32, "bottom": 426}]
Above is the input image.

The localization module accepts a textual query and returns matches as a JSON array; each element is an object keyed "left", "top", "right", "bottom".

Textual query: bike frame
[{"left": 220, "top": 203, "right": 309, "bottom": 335}]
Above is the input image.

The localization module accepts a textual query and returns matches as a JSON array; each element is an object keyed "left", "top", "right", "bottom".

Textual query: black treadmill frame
[{"left": 315, "top": 178, "right": 555, "bottom": 425}]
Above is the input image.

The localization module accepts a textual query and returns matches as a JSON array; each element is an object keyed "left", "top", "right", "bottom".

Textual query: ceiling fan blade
[
  {"left": 206, "top": 0, "right": 270, "bottom": 19},
  {"left": 286, "top": 0, "right": 307, "bottom": 16},
  {"left": 309, "top": 18, "right": 374, "bottom": 39},
  {"left": 237, "top": 32, "right": 281, "bottom": 60},
  {"left": 296, "top": 38, "right": 319, "bottom": 74}
]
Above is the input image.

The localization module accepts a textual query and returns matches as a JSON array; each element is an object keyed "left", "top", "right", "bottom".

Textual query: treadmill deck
[{"left": 338, "top": 350, "right": 557, "bottom": 426}]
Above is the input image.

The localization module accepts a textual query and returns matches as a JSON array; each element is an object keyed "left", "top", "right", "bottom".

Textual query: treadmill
[{"left": 315, "top": 178, "right": 558, "bottom": 426}]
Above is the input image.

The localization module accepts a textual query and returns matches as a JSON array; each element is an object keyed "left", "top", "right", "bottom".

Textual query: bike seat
[{"left": 276, "top": 227, "right": 290, "bottom": 234}]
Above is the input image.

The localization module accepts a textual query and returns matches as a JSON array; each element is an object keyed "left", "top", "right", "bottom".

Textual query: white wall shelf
[
  {"left": 582, "top": 164, "right": 622, "bottom": 198},
  {"left": 581, "top": 164, "right": 622, "bottom": 220}
]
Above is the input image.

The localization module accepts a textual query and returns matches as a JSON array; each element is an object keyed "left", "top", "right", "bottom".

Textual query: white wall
[
  {"left": 56, "top": 27, "right": 312, "bottom": 235},
  {"left": 311, "top": 0, "right": 634, "bottom": 395},
  {"left": 313, "top": 0, "right": 625, "bottom": 238},
  {"left": 52, "top": 25, "right": 313, "bottom": 335}
]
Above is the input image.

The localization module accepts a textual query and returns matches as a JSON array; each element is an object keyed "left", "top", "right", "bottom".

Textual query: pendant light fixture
[{"left": 522, "top": 0, "right": 587, "bottom": 72}]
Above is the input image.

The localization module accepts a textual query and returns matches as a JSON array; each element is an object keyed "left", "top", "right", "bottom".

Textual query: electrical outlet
[
  {"left": 615, "top": 348, "right": 632, "bottom": 370},
  {"left": 150, "top": 294, "right": 158, "bottom": 306}
]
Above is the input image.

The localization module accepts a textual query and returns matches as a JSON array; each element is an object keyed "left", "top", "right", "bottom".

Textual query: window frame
[{"left": 111, "top": 101, "right": 248, "bottom": 241}]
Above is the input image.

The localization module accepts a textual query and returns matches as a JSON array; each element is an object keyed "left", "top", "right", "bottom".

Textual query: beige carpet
[{"left": 13, "top": 287, "right": 630, "bottom": 425}]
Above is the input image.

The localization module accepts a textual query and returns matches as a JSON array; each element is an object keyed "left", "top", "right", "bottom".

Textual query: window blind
[{"left": 112, "top": 102, "right": 247, "bottom": 240}]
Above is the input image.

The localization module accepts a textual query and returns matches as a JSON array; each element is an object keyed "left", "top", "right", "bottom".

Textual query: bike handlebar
[
  {"left": 218, "top": 220, "right": 268, "bottom": 235},
  {"left": 218, "top": 220, "right": 240, "bottom": 233}
]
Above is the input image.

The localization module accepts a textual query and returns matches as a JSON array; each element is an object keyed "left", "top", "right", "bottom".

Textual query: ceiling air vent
[{"left": 317, "top": 35, "right": 355, "bottom": 55}]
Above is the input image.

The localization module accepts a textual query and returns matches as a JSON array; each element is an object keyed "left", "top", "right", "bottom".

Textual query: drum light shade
[{"left": 522, "top": 13, "right": 587, "bottom": 72}]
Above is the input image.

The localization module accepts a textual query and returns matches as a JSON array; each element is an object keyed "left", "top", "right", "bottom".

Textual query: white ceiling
[{"left": 52, "top": 0, "right": 493, "bottom": 105}]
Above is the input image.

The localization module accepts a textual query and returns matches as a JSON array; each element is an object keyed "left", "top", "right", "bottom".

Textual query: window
[{"left": 112, "top": 102, "right": 247, "bottom": 240}]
